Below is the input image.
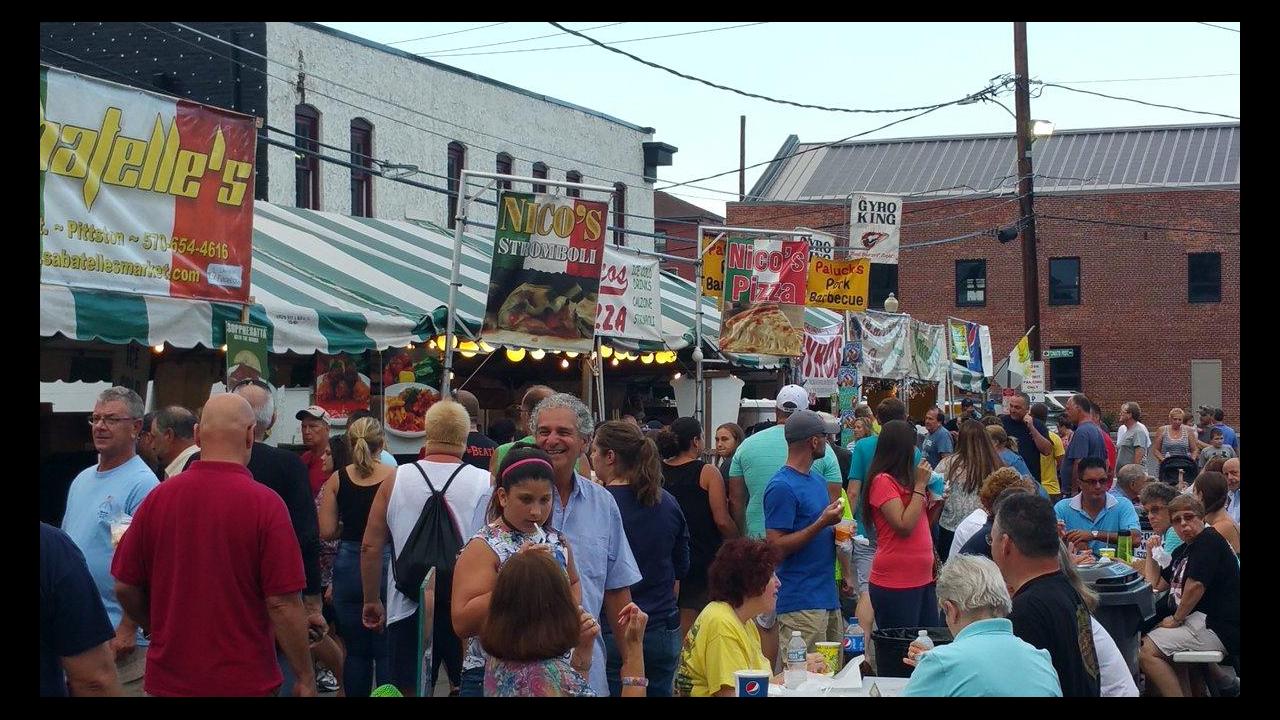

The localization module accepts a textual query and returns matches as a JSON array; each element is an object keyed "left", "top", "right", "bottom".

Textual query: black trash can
[
  {"left": 1076, "top": 560, "right": 1155, "bottom": 678},
  {"left": 870, "top": 627, "right": 953, "bottom": 678}
]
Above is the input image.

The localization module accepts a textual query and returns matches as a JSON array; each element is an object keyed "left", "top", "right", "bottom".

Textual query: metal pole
[
  {"left": 441, "top": 169, "right": 477, "bottom": 397},
  {"left": 739, "top": 115, "right": 746, "bottom": 202},
  {"left": 694, "top": 230, "right": 706, "bottom": 428},
  {"left": 1014, "top": 22, "right": 1042, "bottom": 361},
  {"left": 595, "top": 337, "right": 606, "bottom": 424}
]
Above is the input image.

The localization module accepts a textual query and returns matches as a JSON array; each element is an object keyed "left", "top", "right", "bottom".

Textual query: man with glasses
[
  {"left": 1054, "top": 457, "right": 1140, "bottom": 558},
  {"left": 61, "top": 387, "right": 160, "bottom": 696}
]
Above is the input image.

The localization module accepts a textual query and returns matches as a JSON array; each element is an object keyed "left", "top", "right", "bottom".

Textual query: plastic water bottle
[
  {"left": 909, "top": 630, "right": 934, "bottom": 655},
  {"left": 843, "top": 621, "right": 864, "bottom": 666},
  {"left": 785, "top": 631, "right": 807, "bottom": 689}
]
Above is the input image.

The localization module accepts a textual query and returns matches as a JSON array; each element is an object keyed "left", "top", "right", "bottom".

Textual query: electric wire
[
  {"left": 384, "top": 22, "right": 509, "bottom": 46},
  {"left": 1036, "top": 82, "right": 1240, "bottom": 121},
  {"left": 1196, "top": 22, "right": 1240, "bottom": 33},
  {"left": 433, "top": 22, "right": 766, "bottom": 58},
  {"left": 416, "top": 22, "right": 624, "bottom": 56}
]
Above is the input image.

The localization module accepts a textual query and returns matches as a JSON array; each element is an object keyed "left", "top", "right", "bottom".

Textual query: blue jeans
[
  {"left": 460, "top": 666, "right": 485, "bottom": 697},
  {"left": 868, "top": 582, "right": 939, "bottom": 630},
  {"left": 603, "top": 612, "right": 682, "bottom": 697},
  {"left": 334, "top": 541, "right": 391, "bottom": 697}
]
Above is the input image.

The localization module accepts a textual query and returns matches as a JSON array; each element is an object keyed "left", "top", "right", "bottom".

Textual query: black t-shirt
[
  {"left": 1009, "top": 571, "right": 1102, "bottom": 698},
  {"left": 1001, "top": 415, "right": 1049, "bottom": 484},
  {"left": 829, "top": 441, "right": 853, "bottom": 490},
  {"left": 1161, "top": 526, "right": 1240, "bottom": 657},
  {"left": 462, "top": 430, "right": 498, "bottom": 470},
  {"left": 958, "top": 517, "right": 994, "bottom": 559},
  {"left": 40, "top": 522, "right": 116, "bottom": 697}
]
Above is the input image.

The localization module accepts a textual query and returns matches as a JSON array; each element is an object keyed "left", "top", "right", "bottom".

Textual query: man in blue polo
[{"left": 1055, "top": 457, "right": 1140, "bottom": 557}]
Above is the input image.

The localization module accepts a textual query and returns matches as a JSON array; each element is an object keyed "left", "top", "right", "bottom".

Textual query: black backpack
[{"left": 392, "top": 462, "right": 467, "bottom": 599}]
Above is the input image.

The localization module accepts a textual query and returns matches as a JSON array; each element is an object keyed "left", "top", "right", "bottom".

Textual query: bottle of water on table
[{"left": 785, "top": 631, "right": 807, "bottom": 689}]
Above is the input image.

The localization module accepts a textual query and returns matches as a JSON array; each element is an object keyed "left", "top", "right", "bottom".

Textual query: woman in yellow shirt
[{"left": 674, "top": 539, "right": 826, "bottom": 696}]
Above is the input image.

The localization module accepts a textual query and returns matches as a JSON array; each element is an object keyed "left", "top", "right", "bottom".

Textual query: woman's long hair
[
  {"left": 861, "top": 420, "right": 917, "bottom": 518},
  {"left": 594, "top": 420, "right": 665, "bottom": 506},
  {"left": 347, "top": 417, "right": 386, "bottom": 478},
  {"left": 985, "top": 423, "right": 1019, "bottom": 453},
  {"left": 479, "top": 549, "right": 580, "bottom": 662},
  {"left": 947, "top": 419, "right": 1003, "bottom": 494}
]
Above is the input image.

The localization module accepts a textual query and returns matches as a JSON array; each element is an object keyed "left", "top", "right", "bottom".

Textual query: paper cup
[
  {"left": 815, "top": 641, "right": 842, "bottom": 676},
  {"left": 734, "top": 669, "right": 770, "bottom": 697}
]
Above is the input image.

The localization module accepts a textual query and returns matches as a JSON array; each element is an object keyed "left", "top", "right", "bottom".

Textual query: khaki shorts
[
  {"left": 775, "top": 609, "right": 843, "bottom": 667},
  {"left": 1147, "top": 611, "right": 1227, "bottom": 657}
]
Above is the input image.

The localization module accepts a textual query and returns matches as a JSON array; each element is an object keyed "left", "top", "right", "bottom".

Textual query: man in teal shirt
[{"left": 728, "top": 385, "right": 843, "bottom": 539}]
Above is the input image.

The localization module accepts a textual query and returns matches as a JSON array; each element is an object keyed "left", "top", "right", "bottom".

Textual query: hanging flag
[
  {"left": 978, "top": 324, "right": 994, "bottom": 378},
  {"left": 802, "top": 323, "right": 843, "bottom": 397},
  {"left": 994, "top": 332, "right": 1034, "bottom": 388},
  {"left": 857, "top": 310, "right": 912, "bottom": 379},
  {"left": 910, "top": 320, "right": 948, "bottom": 382},
  {"left": 719, "top": 236, "right": 809, "bottom": 356},
  {"left": 948, "top": 319, "right": 970, "bottom": 362},
  {"left": 848, "top": 193, "right": 902, "bottom": 264}
]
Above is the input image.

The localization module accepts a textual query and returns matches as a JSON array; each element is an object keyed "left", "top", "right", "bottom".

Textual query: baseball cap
[
  {"left": 296, "top": 406, "right": 331, "bottom": 423},
  {"left": 816, "top": 411, "right": 841, "bottom": 436},
  {"left": 776, "top": 384, "right": 810, "bottom": 412},
  {"left": 785, "top": 410, "right": 829, "bottom": 444}
]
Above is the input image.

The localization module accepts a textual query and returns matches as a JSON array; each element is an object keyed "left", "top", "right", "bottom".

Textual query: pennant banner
[
  {"left": 802, "top": 323, "right": 843, "bottom": 397},
  {"left": 857, "top": 310, "right": 912, "bottom": 379},
  {"left": 909, "top": 320, "right": 948, "bottom": 382},
  {"left": 719, "top": 236, "right": 809, "bottom": 356},
  {"left": 848, "top": 193, "right": 902, "bottom": 264}
]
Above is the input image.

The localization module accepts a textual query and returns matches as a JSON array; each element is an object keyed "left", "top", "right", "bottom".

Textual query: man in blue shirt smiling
[
  {"left": 763, "top": 410, "right": 845, "bottom": 667},
  {"left": 1056, "top": 457, "right": 1140, "bottom": 556}
]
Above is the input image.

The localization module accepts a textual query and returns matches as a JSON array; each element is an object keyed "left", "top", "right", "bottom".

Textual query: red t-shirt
[
  {"left": 301, "top": 450, "right": 328, "bottom": 496},
  {"left": 1101, "top": 430, "right": 1117, "bottom": 476},
  {"left": 111, "top": 461, "right": 306, "bottom": 697},
  {"left": 868, "top": 472, "right": 935, "bottom": 589}
]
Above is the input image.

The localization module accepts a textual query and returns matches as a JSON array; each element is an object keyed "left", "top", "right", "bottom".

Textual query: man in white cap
[
  {"left": 296, "top": 406, "right": 333, "bottom": 497},
  {"left": 728, "top": 385, "right": 844, "bottom": 540}
]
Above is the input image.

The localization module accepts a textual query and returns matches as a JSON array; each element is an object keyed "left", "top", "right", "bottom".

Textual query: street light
[
  {"left": 1031, "top": 119, "right": 1056, "bottom": 139},
  {"left": 884, "top": 292, "right": 900, "bottom": 313}
]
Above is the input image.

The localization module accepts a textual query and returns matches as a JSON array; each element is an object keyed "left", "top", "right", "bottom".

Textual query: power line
[
  {"left": 1196, "top": 22, "right": 1240, "bottom": 33},
  {"left": 1036, "top": 214, "right": 1239, "bottom": 235},
  {"left": 435, "top": 22, "right": 767, "bottom": 58},
  {"left": 1036, "top": 82, "right": 1240, "bottom": 121},
  {"left": 550, "top": 21, "right": 1002, "bottom": 115},
  {"left": 418, "top": 22, "right": 625, "bottom": 56},
  {"left": 385, "top": 22, "right": 509, "bottom": 46},
  {"left": 1047, "top": 72, "right": 1239, "bottom": 85}
]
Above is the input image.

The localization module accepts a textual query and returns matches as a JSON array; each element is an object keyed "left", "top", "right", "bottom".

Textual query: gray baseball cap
[{"left": 784, "top": 410, "right": 828, "bottom": 444}]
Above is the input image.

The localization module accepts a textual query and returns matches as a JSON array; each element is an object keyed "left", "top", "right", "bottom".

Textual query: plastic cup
[
  {"left": 815, "top": 641, "right": 842, "bottom": 676},
  {"left": 834, "top": 521, "right": 854, "bottom": 543},
  {"left": 1098, "top": 547, "right": 1117, "bottom": 560},
  {"left": 734, "top": 669, "right": 770, "bottom": 697}
]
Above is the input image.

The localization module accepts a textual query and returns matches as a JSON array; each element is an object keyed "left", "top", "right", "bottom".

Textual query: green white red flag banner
[
  {"left": 719, "top": 236, "right": 809, "bottom": 356},
  {"left": 482, "top": 191, "right": 608, "bottom": 353},
  {"left": 40, "top": 65, "right": 257, "bottom": 304}
]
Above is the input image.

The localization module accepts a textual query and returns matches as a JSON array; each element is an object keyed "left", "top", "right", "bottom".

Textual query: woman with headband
[{"left": 452, "top": 445, "right": 588, "bottom": 696}]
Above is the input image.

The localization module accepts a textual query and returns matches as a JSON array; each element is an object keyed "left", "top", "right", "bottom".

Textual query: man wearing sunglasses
[
  {"left": 1054, "top": 457, "right": 1140, "bottom": 557},
  {"left": 61, "top": 387, "right": 160, "bottom": 695}
]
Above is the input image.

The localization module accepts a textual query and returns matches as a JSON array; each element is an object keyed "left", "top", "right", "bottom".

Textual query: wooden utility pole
[
  {"left": 739, "top": 115, "right": 747, "bottom": 202},
  {"left": 1014, "top": 22, "right": 1042, "bottom": 360}
]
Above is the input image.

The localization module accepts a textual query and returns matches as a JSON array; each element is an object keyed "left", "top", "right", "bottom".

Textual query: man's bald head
[
  {"left": 1224, "top": 457, "right": 1240, "bottom": 492},
  {"left": 454, "top": 389, "right": 481, "bottom": 430},
  {"left": 233, "top": 382, "right": 276, "bottom": 439},
  {"left": 196, "top": 393, "right": 257, "bottom": 465},
  {"left": 519, "top": 385, "right": 555, "bottom": 434}
]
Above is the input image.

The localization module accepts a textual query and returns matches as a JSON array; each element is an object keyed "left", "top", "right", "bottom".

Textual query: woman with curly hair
[
  {"left": 673, "top": 539, "right": 826, "bottom": 696},
  {"left": 949, "top": 467, "right": 1036, "bottom": 559}
]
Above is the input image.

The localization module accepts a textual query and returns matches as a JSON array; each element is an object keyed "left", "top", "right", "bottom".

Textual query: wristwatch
[{"left": 1091, "top": 530, "right": 1100, "bottom": 540}]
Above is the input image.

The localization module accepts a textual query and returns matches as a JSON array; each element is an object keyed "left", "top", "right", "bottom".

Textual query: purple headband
[{"left": 501, "top": 457, "right": 554, "bottom": 481}]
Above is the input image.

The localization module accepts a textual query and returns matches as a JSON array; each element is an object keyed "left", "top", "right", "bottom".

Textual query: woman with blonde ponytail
[
  {"left": 590, "top": 420, "right": 690, "bottom": 696},
  {"left": 318, "top": 416, "right": 396, "bottom": 697}
]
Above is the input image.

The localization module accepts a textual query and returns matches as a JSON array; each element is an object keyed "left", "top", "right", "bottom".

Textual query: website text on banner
[
  {"left": 481, "top": 191, "right": 608, "bottom": 354},
  {"left": 40, "top": 65, "right": 257, "bottom": 303},
  {"left": 719, "top": 236, "right": 810, "bottom": 356},
  {"left": 802, "top": 324, "right": 843, "bottom": 398},
  {"left": 848, "top": 193, "right": 902, "bottom": 265},
  {"left": 597, "top": 246, "right": 662, "bottom": 342},
  {"left": 225, "top": 321, "right": 269, "bottom": 386}
]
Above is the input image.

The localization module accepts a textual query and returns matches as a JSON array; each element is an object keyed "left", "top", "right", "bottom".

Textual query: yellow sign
[
  {"left": 700, "top": 233, "right": 728, "bottom": 298},
  {"left": 806, "top": 257, "right": 870, "bottom": 311}
]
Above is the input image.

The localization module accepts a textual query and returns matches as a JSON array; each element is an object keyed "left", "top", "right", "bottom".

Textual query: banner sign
[
  {"left": 700, "top": 232, "right": 729, "bottom": 299},
  {"left": 848, "top": 193, "right": 902, "bottom": 264},
  {"left": 40, "top": 66, "right": 257, "bottom": 304},
  {"left": 482, "top": 191, "right": 608, "bottom": 353},
  {"left": 978, "top": 325, "right": 994, "bottom": 378},
  {"left": 857, "top": 310, "right": 912, "bottom": 380},
  {"left": 948, "top": 319, "right": 970, "bottom": 362},
  {"left": 225, "top": 321, "right": 269, "bottom": 386},
  {"left": 1024, "top": 361, "right": 1046, "bottom": 403},
  {"left": 802, "top": 324, "right": 843, "bottom": 397},
  {"left": 597, "top": 246, "right": 662, "bottom": 342},
  {"left": 719, "top": 236, "right": 809, "bottom": 356},
  {"left": 807, "top": 257, "right": 870, "bottom": 311},
  {"left": 910, "top": 320, "right": 948, "bottom": 382},
  {"left": 839, "top": 320, "right": 863, "bottom": 445}
]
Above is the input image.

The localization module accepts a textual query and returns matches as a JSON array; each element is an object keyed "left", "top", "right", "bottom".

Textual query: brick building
[
  {"left": 653, "top": 190, "right": 724, "bottom": 281},
  {"left": 728, "top": 123, "right": 1240, "bottom": 430}
]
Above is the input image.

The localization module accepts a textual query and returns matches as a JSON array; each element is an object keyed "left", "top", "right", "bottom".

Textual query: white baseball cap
[
  {"left": 776, "top": 384, "right": 810, "bottom": 413},
  {"left": 295, "top": 406, "right": 331, "bottom": 423}
]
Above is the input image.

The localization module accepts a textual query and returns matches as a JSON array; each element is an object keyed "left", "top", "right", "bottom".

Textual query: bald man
[{"left": 112, "top": 394, "right": 317, "bottom": 697}]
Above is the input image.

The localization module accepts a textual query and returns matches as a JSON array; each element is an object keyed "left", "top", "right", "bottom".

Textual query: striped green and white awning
[{"left": 41, "top": 202, "right": 842, "bottom": 363}]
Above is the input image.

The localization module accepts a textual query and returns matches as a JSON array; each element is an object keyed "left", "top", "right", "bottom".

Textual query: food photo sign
[
  {"left": 381, "top": 347, "right": 441, "bottom": 441},
  {"left": 482, "top": 191, "right": 608, "bottom": 354},
  {"left": 719, "top": 236, "right": 809, "bottom": 356},
  {"left": 312, "top": 353, "right": 372, "bottom": 425}
]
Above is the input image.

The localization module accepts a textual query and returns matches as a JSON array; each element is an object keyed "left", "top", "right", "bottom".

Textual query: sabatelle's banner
[
  {"left": 848, "top": 193, "right": 902, "bottom": 264},
  {"left": 597, "top": 246, "right": 662, "bottom": 342},
  {"left": 40, "top": 65, "right": 257, "bottom": 304},
  {"left": 802, "top": 323, "right": 843, "bottom": 398},
  {"left": 482, "top": 191, "right": 608, "bottom": 354},
  {"left": 910, "top": 320, "right": 949, "bottom": 383},
  {"left": 719, "top": 236, "right": 809, "bottom": 356}
]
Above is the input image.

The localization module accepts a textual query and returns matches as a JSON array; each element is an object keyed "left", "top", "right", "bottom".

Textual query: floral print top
[{"left": 484, "top": 658, "right": 594, "bottom": 697}]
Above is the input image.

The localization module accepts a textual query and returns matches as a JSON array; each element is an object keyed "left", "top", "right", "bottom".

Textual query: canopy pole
[
  {"left": 442, "top": 169, "right": 489, "bottom": 397},
  {"left": 594, "top": 337, "right": 606, "bottom": 425}
]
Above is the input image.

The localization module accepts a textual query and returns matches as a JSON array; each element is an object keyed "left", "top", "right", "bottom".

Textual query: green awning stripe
[{"left": 72, "top": 289, "right": 149, "bottom": 344}]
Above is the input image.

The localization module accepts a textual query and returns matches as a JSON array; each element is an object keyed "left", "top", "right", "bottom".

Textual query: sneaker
[{"left": 316, "top": 668, "right": 339, "bottom": 693}]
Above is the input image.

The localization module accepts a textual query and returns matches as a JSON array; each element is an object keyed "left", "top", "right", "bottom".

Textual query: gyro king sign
[{"left": 40, "top": 66, "right": 257, "bottom": 303}]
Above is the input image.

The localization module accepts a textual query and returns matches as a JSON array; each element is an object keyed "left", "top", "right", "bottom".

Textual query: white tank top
[{"left": 385, "top": 460, "right": 491, "bottom": 625}]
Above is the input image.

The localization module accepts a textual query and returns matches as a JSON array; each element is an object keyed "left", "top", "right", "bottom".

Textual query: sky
[{"left": 319, "top": 21, "right": 1240, "bottom": 217}]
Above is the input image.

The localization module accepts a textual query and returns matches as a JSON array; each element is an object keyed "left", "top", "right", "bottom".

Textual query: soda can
[
  {"left": 734, "top": 669, "right": 770, "bottom": 697},
  {"left": 815, "top": 642, "right": 842, "bottom": 676}
]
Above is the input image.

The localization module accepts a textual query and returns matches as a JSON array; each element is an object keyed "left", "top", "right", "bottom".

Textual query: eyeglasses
[
  {"left": 230, "top": 376, "right": 272, "bottom": 392},
  {"left": 1080, "top": 478, "right": 1109, "bottom": 486},
  {"left": 88, "top": 415, "right": 136, "bottom": 426},
  {"left": 1170, "top": 513, "right": 1201, "bottom": 525}
]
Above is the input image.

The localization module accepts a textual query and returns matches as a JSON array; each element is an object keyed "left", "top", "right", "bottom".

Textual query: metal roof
[{"left": 749, "top": 123, "right": 1240, "bottom": 201}]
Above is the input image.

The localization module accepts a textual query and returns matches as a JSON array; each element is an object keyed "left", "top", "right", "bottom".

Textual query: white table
[{"left": 768, "top": 676, "right": 910, "bottom": 697}]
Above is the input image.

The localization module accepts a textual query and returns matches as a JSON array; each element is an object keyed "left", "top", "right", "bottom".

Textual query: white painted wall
[{"left": 264, "top": 23, "right": 656, "bottom": 252}]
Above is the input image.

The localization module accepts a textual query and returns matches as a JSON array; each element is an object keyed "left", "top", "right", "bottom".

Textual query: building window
[
  {"left": 613, "top": 182, "right": 626, "bottom": 245},
  {"left": 532, "top": 162, "right": 548, "bottom": 194},
  {"left": 1048, "top": 346, "right": 1082, "bottom": 391},
  {"left": 869, "top": 263, "right": 898, "bottom": 311},
  {"left": 955, "top": 259, "right": 986, "bottom": 307},
  {"left": 495, "top": 152, "right": 513, "bottom": 190},
  {"left": 1049, "top": 257, "right": 1080, "bottom": 306},
  {"left": 447, "top": 141, "right": 465, "bottom": 229},
  {"left": 349, "top": 118, "right": 373, "bottom": 217},
  {"left": 566, "top": 170, "right": 582, "bottom": 198},
  {"left": 1188, "top": 252, "right": 1222, "bottom": 303},
  {"left": 294, "top": 104, "right": 320, "bottom": 210}
]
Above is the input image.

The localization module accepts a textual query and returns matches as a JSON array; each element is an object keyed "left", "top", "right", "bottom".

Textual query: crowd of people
[{"left": 41, "top": 380, "right": 1239, "bottom": 698}]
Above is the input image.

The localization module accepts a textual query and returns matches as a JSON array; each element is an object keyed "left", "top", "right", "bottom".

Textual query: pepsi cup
[{"left": 734, "top": 669, "right": 770, "bottom": 697}]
